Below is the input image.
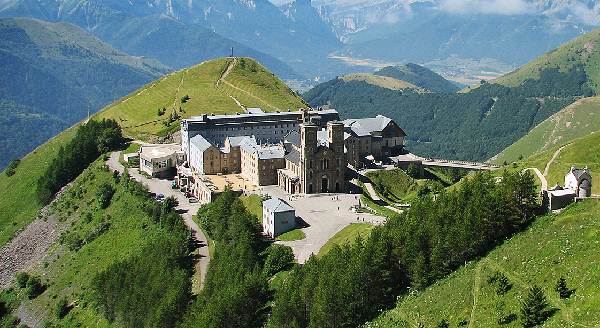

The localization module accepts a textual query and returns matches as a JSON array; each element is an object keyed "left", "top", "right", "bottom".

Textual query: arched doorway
[{"left": 321, "top": 175, "right": 328, "bottom": 193}]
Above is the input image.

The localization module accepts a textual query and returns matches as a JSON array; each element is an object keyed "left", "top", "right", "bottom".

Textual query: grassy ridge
[
  {"left": 493, "top": 97, "right": 600, "bottom": 164},
  {"left": 367, "top": 201, "right": 600, "bottom": 327},
  {"left": 494, "top": 28, "right": 600, "bottom": 93},
  {"left": 96, "top": 57, "right": 306, "bottom": 140},
  {"left": 341, "top": 73, "right": 424, "bottom": 92}
]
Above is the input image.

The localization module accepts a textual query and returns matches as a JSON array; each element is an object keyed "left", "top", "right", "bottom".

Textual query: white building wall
[{"left": 272, "top": 211, "right": 296, "bottom": 237}]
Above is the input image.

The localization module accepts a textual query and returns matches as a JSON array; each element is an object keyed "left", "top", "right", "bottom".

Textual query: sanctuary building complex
[{"left": 175, "top": 107, "right": 406, "bottom": 203}]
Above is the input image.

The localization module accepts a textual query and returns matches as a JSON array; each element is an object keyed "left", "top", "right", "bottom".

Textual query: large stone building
[
  {"left": 278, "top": 120, "right": 346, "bottom": 194},
  {"left": 178, "top": 108, "right": 406, "bottom": 200}
]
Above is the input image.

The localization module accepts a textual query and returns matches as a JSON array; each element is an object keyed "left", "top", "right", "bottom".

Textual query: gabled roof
[
  {"left": 285, "top": 130, "right": 300, "bottom": 146},
  {"left": 568, "top": 166, "right": 592, "bottom": 180},
  {"left": 227, "top": 135, "right": 253, "bottom": 147},
  {"left": 190, "top": 135, "right": 213, "bottom": 152},
  {"left": 240, "top": 137, "right": 284, "bottom": 160},
  {"left": 263, "top": 197, "right": 295, "bottom": 213},
  {"left": 285, "top": 146, "right": 301, "bottom": 165},
  {"left": 343, "top": 115, "right": 406, "bottom": 137}
]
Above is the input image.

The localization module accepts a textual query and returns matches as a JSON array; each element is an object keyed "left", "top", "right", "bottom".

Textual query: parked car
[
  {"left": 155, "top": 193, "right": 165, "bottom": 201},
  {"left": 188, "top": 197, "right": 199, "bottom": 204}
]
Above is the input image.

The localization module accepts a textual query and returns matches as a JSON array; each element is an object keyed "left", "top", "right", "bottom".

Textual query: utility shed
[
  {"left": 543, "top": 184, "right": 576, "bottom": 211},
  {"left": 263, "top": 197, "right": 296, "bottom": 238}
]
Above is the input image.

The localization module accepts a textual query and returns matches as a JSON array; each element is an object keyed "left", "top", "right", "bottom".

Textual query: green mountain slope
[
  {"left": 520, "top": 132, "right": 600, "bottom": 195},
  {"left": 96, "top": 57, "right": 307, "bottom": 140},
  {"left": 367, "top": 200, "right": 600, "bottom": 327},
  {"left": 305, "top": 29, "right": 599, "bottom": 162},
  {"left": 493, "top": 97, "right": 600, "bottom": 164},
  {"left": 0, "top": 57, "right": 305, "bottom": 247},
  {"left": 374, "top": 64, "right": 459, "bottom": 93},
  {"left": 494, "top": 28, "right": 600, "bottom": 94},
  {"left": 0, "top": 17, "right": 168, "bottom": 168}
]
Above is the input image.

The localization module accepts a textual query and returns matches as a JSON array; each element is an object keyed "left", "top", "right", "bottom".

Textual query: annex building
[{"left": 177, "top": 108, "right": 406, "bottom": 202}]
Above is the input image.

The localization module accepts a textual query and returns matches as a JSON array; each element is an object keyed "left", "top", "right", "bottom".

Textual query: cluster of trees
[
  {"left": 36, "top": 119, "right": 123, "bottom": 204},
  {"left": 269, "top": 171, "right": 538, "bottom": 327},
  {"left": 180, "top": 190, "right": 294, "bottom": 327},
  {"left": 92, "top": 173, "right": 193, "bottom": 328},
  {"left": 3, "top": 158, "right": 20, "bottom": 177},
  {"left": 305, "top": 65, "right": 593, "bottom": 161}
]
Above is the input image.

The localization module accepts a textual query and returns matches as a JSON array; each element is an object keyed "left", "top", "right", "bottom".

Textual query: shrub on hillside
[
  {"left": 97, "top": 183, "right": 116, "bottom": 209},
  {"left": 15, "top": 272, "right": 30, "bottom": 288},
  {"left": 25, "top": 276, "right": 45, "bottom": 299},
  {"left": 4, "top": 158, "right": 20, "bottom": 177},
  {"left": 520, "top": 286, "right": 550, "bottom": 327},
  {"left": 55, "top": 297, "right": 69, "bottom": 319},
  {"left": 262, "top": 244, "right": 295, "bottom": 277}
]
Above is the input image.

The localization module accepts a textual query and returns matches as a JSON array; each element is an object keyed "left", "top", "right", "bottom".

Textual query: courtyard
[{"left": 259, "top": 186, "right": 386, "bottom": 263}]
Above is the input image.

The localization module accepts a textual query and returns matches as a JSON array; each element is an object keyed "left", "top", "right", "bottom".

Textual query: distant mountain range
[
  {"left": 1, "top": 0, "right": 599, "bottom": 84},
  {"left": 0, "top": 0, "right": 340, "bottom": 79},
  {"left": 0, "top": 17, "right": 168, "bottom": 168}
]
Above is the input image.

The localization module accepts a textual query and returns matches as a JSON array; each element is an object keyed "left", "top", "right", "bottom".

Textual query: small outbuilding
[
  {"left": 139, "top": 144, "right": 183, "bottom": 178},
  {"left": 565, "top": 166, "right": 592, "bottom": 198},
  {"left": 543, "top": 184, "right": 576, "bottom": 212},
  {"left": 262, "top": 197, "right": 296, "bottom": 238}
]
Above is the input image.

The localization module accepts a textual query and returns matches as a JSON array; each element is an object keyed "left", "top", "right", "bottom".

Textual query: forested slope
[
  {"left": 305, "top": 64, "right": 590, "bottom": 161},
  {"left": 367, "top": 200, "right": 600, "bottom": 327},
  {"left": 0, "top": 17, "right": 167, "bottom": 168}
]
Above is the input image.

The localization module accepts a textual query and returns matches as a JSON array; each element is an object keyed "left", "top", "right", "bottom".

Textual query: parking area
[{"left": 259, "top": 186, "right": 386, "bottom": 263}]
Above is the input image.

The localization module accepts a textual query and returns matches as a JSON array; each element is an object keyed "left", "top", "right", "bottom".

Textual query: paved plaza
[{"left": 259, "top": 186, "right": 386, "bottom": 263}]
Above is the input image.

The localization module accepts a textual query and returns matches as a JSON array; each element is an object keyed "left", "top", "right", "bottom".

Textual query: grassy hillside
[
  {"left": 2, "top": 159, "right": 191, "bottom": 327},
  {"left": 0, "top": 17, "right": 168, "bottom": 168},
  {"left": 367, "top": 200, "right": 600, "bottom": 327},
  {"left": 494, "top": 28, "right": 600, "bottom": 93},
  {"left": 341, "top": 73, "right": 424, "bottom": 92},
  {"left": 519, "top": 132, "right": 600, "bottom": 195},
  {"left": 97, "top": 57, "right": 307, "bottom": 140},
  {"left": 375, "top": 64, "right": 460, "bottom": 93},
  {"left": 0, "top": 128, "right": 75, "bottom": 246},
  {"left": 318, "top": 223, "right": 374, "bottom": 257},
  {"left": 0, "top": 57, "right": 306, "bottom": 247},
  {"left": 493, "top": 97, "right": 600, "bottom": 164}
]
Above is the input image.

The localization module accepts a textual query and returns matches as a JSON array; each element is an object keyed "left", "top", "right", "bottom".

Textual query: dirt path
[
  {"left": 216, "top": 57, "right": 281, "bottom": 112},
  {"left": 544, "top": 144, "right": 568, "bottom": 177},
  {"left": 468, "top": 261, "right": 485, "bottom": 328},
  {"left": 525, "top": 167, "right": 548, "bottom": 191},
  {"left": 172, "top": 69, "right": 188, "bottom": 114},
  {"left": 107, "top": 152, "right": 210, "bottom": 291},
  {"left": 216, "top": 57, "right": 237, "bottom": 87}
]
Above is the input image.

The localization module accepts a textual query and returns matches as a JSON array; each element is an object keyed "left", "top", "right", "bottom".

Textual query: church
[{"left": 177, "top": 107, "right": 406, "bottom": 201}]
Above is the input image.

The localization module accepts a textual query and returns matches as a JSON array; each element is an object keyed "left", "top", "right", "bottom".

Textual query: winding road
[{"left": 107, "top": 152, "right": 210, "bottom": 290}]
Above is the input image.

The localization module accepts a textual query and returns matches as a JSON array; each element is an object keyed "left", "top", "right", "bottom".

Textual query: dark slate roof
[
  {"left": 580, "top": 179, "right": 591, "bottom": 188},
  {"left": 285, "top": 130, "right": 301, "bottom": 146},
  {"left": 285, "top": 146, "right": 301, "bottom": 165}
]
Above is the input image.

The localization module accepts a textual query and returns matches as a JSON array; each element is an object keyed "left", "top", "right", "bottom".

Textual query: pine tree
[
  {"left": 520, "top": 285, "right": 549, "bottom": 327},
  {"left": 555, "top": 277, "right": 571, "bottom": 299}
]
